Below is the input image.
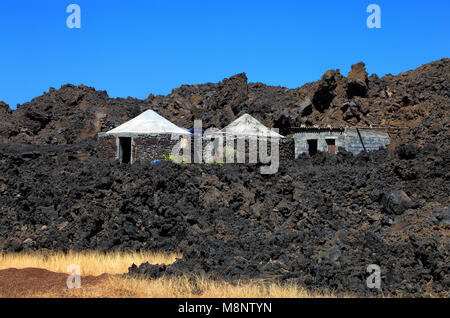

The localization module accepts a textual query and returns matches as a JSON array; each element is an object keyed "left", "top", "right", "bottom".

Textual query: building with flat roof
[{"left": 293, "top": 126, "right": 390, "bottom": 157}]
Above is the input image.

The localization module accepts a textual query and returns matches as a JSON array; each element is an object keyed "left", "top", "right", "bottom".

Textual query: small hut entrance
[
  {"left": 326, "top": 139, "right": 335, "bottom": 154},
  {"left": 119, "top": 137, "right": 132, "bottom": 163},
  {"left": 307, "top": 139, "right": 317, "bottom": 156}
]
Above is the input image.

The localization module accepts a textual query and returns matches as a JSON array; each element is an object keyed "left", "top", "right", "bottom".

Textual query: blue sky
[{"left": 0, "top": 0, "right": 448, "bottom": 109}]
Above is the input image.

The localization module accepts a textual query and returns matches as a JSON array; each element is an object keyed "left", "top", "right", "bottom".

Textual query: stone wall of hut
[
  {"left": 294, "top": 128, "right": 390, "bottom": 157},
  {"left": 98, "top": 133, "right": 314, "bottom": 165},
  {"left": 133, "top": 135, "right": 181, "bottom": 162},
  {"left": 97, "top": 135, "right": 117, "bottom": 161},
  {"left": 190, "top": 135, "right": 293, "bottom": 164}
]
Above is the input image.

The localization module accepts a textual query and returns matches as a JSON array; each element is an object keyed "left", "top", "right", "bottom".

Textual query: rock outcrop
[{"left": 1, "top": 58, "right": 448, "bottom": 150}]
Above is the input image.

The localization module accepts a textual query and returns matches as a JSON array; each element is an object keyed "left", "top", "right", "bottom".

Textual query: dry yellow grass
[
  {"left": 0, "top": 251, "right": 337, "bottom": 298},
  {"left": 0, "top": 250, "right": 180, "bottom": 276},
  {"left": 30, "top": 275, "right": 336, "bottom": 298}
]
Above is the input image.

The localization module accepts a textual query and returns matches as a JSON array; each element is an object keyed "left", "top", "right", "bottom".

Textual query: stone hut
[
  {"left": 204, "top": 114, "right": 294, "bottom": 162},
  {"left": 293, "top": 126, "right": 390, "bottom": 157},
  {"left": 98, "top": 110, "right": 190, "bottom": 163}
]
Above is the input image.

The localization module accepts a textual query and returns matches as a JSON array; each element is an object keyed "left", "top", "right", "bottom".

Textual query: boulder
[
  {"left": 381, "top": 190, "right": 413, "bottom": 215},
  {"left": 434, "top": 207, "right": 450, "bottom": 225},
  {"left": 0, "top": 101, "right": 11, "bottom": 114},
  {"left": 347, "top": 62, "right": 368, "bottom": 98},
  {"left": 312, "top": 70, "right": 339, "bottom": 112},
  {"left": 299, "top": 96, "right": 313, "bottom": 116},
  {"left": 203, "top": 73, "right": 248, "bottom": 127}
]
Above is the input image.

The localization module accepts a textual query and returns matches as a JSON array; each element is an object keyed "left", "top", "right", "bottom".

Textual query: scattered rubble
[{"left": 0, "top": 143, "right": 448, "bottom": 297}]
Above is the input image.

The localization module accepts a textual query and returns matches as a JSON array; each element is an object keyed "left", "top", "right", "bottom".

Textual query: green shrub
[{"left": 163, "top": 154, "right": 187, "bottom": 165}]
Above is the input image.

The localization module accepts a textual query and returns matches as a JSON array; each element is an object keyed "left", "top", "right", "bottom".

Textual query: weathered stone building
[
  {"left": 293, "top": 127, "right": 390, "bottom": 157},
  {"left": 203, "top": 114, "right": 292, "bottom": 163},
  {"left": 98, "top": 110, "right": 190, "bottom": 163},
  {"left": 98, "top": 110, "right": 390, "bottom": 165}
]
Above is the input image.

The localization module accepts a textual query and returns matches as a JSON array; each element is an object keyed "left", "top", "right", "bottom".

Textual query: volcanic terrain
[{"left": 0, "top": 58, "right": 448, "bottom": 297}]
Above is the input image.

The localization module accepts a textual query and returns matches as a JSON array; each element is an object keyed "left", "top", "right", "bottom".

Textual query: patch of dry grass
[
  {"left": 31, "top": 275, "right": 336, "bottom": 298},
  {"left": 0, "top": 250, "right": 180, "bottom": 276},
  {"left": 0, "top": 251, "right": 337, "bottom": 298}
]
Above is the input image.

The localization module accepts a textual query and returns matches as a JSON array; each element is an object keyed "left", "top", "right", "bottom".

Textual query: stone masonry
[{"left": 294, "top": 128, "right": 390, "bottom": 157}]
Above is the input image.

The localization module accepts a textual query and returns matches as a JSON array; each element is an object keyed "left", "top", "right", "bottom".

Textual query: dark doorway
[
  {"left": 326, "top": 139, "right": 336, "bottom": 154},
  {"left": 119, "top": 137, "right": 132, "bottom": 163},
  {"left": 307, "top": 139, "right": 317, "bottom": 156}
]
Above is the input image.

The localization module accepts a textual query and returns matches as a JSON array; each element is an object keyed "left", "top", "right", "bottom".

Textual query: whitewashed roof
[
  {"left": 220, "top": 114, "right": 284, "bottom": 138},
  {"left": 105, "top": 110, "right": 190, "bottom": 136}
]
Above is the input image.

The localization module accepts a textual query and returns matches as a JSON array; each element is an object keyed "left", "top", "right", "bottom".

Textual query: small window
[
  {"left": 326, "top": 139, "right": 336, "bottom": 154},
  {"left": 307, "top": 139, "right": 317, "bottom": 156}
]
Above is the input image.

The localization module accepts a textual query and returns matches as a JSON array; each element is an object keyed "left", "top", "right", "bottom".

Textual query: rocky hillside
[{"left": 0, "top": 58, "right": 448, "bottom": 149}]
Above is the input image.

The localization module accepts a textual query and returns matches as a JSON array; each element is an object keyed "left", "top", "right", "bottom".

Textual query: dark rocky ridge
[{"left": 0, "top": 58, "right": 448, "bottom": 150}]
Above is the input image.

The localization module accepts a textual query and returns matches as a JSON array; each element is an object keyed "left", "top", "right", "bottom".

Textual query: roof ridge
[{"left": 105, "top": 109, "right": 190, "bottom": 136}]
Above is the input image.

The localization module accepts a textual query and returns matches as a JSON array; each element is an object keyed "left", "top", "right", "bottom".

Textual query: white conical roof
[
  {"left": 220, "top": 114, "right": 284, "bottom": 138},
  {"left": 105, "top": 110, "right": 190, "bottom": 136}
]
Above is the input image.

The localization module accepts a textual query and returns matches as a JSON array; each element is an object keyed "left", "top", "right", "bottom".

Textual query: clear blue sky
[{"left": 1, "top": 0, "right": 448, "bottom": 109}]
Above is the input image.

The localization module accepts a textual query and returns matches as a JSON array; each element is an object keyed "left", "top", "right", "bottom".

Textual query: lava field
[{"left": 0, "top": 58, "right": 448, "bottom": 297}]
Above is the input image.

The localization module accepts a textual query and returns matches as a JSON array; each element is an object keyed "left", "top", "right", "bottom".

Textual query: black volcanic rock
[
  {"left": 0, "top": 58, "right": 448, "bottom": 146},
  {"left": 0, "top": 143, "right": 448, "bottom": 297},
  {"left": 0, "top": 101, "right": 17, "bottom": 143},
  {"left": 4, "top": 84, "right": 144, "bottom": 144},
  {"left": 347, "top": 62, "right": 369, "bottom": 98},
  {"left": 381, "top": 190, "right": 414, "bottom": 215},
  {"left": 203, "top": 73, "right": 249, "bottom": 128},
  {"left": 311, "top": 70, "right": 340, "bottom": 112},
  {"left": 0, "top": 101, "right": 11, "bottom": 115}
]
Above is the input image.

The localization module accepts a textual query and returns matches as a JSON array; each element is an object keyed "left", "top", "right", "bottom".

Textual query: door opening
[
  {"left": 119, "top": 137, "right": 132, "bottom": 163},
  {"left": 307, "top": 139, "right": 317, "bottom": 156},
  {"left": 326, "top": 139, "right": 336, "bottom": 154}
]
